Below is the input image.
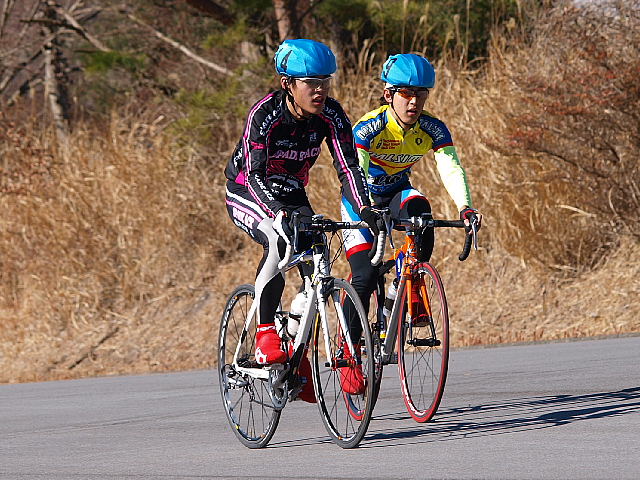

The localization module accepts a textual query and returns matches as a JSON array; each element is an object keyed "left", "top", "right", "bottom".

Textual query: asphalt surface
[{"left": 2, "top": 335, "right": 639, "bottom": 479}]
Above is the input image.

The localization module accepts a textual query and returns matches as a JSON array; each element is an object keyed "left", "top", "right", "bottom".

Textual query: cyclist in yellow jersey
[{"left": 342, "top": 54, "right": 482, "bottom": 325}]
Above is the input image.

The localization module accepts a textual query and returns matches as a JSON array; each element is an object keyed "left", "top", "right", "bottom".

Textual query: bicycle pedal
[
  {"left": 407, "top": 338, "right": 441, "bottom": 347},
  {"left": 383, "top": 353, "right": 398, "bottom": 365},
  {"left": 226, "top": 376, "right": 250, "bottom": 388}
]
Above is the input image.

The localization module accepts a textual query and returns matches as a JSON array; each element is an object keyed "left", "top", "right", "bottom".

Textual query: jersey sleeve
[
  {"left": 419, "top": 114, "right": 472, "bottom": 209},
  {"left": 243, "top": 95, "right": 284, "bottom": 217},
  {"left": 356, "top": 147, "right": 371, "bottom": 179},
  {"left": 322, "top": 99, "right": 370, "bottom": 211},
  {"left": 418, "top": 114, "right": 454, "bottom": 151},
  {"left": 352, "top": 110, "right": 384, "bottom": 196},
  {"left": 434, "top": 145, "right": 472, "bottom": 210}
]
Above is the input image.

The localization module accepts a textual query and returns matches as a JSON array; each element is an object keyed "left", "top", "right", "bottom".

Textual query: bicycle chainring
[{"left": 267, "top": 366, "right": 289, "bottom": 410}]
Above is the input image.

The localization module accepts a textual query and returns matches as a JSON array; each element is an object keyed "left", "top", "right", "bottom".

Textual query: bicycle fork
[{"left": 379, "top": 269, "right": 440, "bottom": 363}]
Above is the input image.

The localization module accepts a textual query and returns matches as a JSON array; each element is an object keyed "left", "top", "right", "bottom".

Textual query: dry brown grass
[
  {"left": 479, "top": 0, "right": 640, "bottom": 271},
  {"left": 0, "top": 114, "right": 253, "bottom": 382},
  {"left": 1, "top": 1, "right": 638, "bottom": 384}
]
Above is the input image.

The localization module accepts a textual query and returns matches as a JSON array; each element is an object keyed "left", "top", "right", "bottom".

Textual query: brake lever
[
  {"left": 471, "top": 218, "right": 479, "bottom": 251},
  {"left": 383, "top": 210, "right": 394, "bottom": 249}
]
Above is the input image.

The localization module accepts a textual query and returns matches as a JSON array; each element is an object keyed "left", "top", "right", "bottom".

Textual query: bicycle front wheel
[
  {"left": 218, "top": 284, "right": 281, "bottom": 448},
  {"left": 344, "top": 274, "right": 383, "bottom": 421},
  {"left": 311, "top": 278, "right": 375, "bottom": 448},
  {"left": 397, "top": 263, "right": 449, "bottom": 423}
]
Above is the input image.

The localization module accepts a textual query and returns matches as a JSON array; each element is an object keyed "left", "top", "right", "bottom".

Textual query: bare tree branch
[
  {"left": 184, "top": 0, "right": 234, "bottom": 25},
  {"left": 0, "top": 36, "right": 49, "bottom": 93},
  {"left": 0, "top": 0, "right": 15, "bottom": 38},
  {"left": 272, "top": 0, "right": 325, "bottom": 41},
  {"left": 14, "top": 0, "right": 42, "bottom": 50},
  {"left": 55, "top": 4, "right": 110, "bottom": 52},
  {"left": 8, "top": 76, "right": 43, "bottom": 105},
  {"left": 121, "top": 7, "right": 233, "bottom": 76},
  {"left": 67, "top": 0, "right": 83, "bottom": 14},
  {"left": 297, "top": 0, "right": 325, "bottom": 27}
]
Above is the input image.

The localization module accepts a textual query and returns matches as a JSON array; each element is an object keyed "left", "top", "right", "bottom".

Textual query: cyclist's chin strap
[
  {"left": 389, "top": 92, "right": 416, "bottom": 131},
  {"left": 284, "top": 82, "right": 314, "bottom": 120}
]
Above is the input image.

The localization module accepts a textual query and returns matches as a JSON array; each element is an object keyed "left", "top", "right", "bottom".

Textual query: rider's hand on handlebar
[
  {"left": 359, "top": 206, "right": 385, "bottom": 235},
  {"left": 460, "top": 206, "right": 482, "bottom": 232},
  {"left": 274, "top": 208, "right": 297, "bottom": 240}
]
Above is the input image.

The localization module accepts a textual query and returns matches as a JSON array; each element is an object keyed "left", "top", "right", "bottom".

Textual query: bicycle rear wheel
[
  {"left": 218, "top": 284, "right": 281, "bottom": 448},
  {"left": 311, "top": 278, "right": 375, "bottom": 448},
  {"left": 397, "top": 263, "right": 449, "bottom": 423}
]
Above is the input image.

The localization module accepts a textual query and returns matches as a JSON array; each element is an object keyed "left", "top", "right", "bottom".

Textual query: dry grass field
[{"left": 1, "top": 2, "right": 638, "bottom": 384}]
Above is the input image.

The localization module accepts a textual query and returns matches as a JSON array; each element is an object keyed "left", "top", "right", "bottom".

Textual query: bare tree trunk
[
  {"left": 43, "top": 40, "right": 68, "bottom": 147},
  {"left": 0, "top": 0, "right": 15, "bottom": 38},
  {"left": 295, "top": 0, "right": 312, "bottom": 37},
  {"left": 41, "top": 0, "right": 70, "bottom": 149},
  {"left": 273, "top": 0, "right": 298, "bottom": 41},
  {"left": 272, "top": 0, "right": 325, "bottom": 41}
]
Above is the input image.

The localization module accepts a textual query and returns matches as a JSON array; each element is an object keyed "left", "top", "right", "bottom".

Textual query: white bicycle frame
[{"left": 231, "top": 225, "right": 365, "bottom": 382}]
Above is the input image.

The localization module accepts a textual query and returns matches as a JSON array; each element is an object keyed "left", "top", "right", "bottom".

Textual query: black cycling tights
[{"left": 387, "top": 194, "right": 434, "bottom": 263}]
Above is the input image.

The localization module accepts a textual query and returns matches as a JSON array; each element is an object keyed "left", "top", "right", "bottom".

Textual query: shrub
[{"left": 484, "top": 0, "right": 640, "bottom": 271}]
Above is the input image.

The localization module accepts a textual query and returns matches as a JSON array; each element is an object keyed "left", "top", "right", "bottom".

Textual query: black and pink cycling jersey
[{"left": 224, "top": 89, "right": 370, "bottom": 217}]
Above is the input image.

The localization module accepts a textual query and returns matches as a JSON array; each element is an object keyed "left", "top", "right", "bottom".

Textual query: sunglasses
[
  {"left": 391, "top": 87, "right": 429, "bottom": 100},
  {"left": 295, "top": 76, "right": 333, "bottom": 90}
]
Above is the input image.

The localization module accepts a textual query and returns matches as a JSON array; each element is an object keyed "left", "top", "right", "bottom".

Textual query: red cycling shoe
[
  {"left": 339, "top": 343, "right": 365, "bottom": 395},
  {"left": 255, "top": 323, "right": 287, "bottom": 365}
]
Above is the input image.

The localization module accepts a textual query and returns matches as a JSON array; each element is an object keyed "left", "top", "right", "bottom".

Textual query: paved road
[{"left": 2, "top": 336, "right": 639, "bottom": 479}]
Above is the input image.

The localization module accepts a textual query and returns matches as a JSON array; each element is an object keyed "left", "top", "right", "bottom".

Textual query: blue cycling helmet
[
  {"left": 274, "top": 39, "right": 337, "bottom": 77},
  {"left": 380, "top": 54, "right": 435, "bottom": 88}
]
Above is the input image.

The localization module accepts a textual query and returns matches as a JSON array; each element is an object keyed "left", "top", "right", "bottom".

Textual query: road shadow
[{"left": 360, "top": 386, "right": 640, "bottom": 448}]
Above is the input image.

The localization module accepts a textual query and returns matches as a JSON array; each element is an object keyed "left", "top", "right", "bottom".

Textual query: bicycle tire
[
  {"left": 344, "top": 275, "right": 383, "bottom": 421},
  {"left": 311, "top": 278, "right": 375, "bottom": 448},
  {"left": 397, "top": 263, "right": 449, "bottom": 423},
  {"left": 218, "top": 284, "right": 281, "bottom": 448},
  {"left": 369, "top": 282, "right": 384, "bottom": 407}
]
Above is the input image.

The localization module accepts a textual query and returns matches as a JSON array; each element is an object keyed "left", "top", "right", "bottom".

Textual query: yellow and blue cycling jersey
[{"left": 352, "top": 105, "right": 472, "bottom": 209}]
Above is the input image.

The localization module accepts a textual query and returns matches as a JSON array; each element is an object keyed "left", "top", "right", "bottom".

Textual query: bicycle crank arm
[{"left": 266, "top": 364, "right": 289, "bottom": 389}]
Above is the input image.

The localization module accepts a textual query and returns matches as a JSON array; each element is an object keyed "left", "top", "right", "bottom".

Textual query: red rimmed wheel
[{"left": 397, "top": 263, "right": 449, "bottom": 423}]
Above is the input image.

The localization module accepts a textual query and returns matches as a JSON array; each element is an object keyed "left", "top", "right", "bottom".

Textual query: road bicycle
[
  {"left": 346, "top": 213, "right": 478, "bottom": 423},
  {"left": 218, "top": 213, "right": 386, "bottom": 449}
]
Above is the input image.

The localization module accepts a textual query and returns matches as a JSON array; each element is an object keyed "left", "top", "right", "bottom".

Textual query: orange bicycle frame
[{"left": 392, "top": 231, "right": 433, "bottom": 320}]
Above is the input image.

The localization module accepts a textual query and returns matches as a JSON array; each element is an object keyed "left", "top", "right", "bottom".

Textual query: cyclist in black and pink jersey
[{"left": 224, "top": 39, "right": 380, "bottom": 401}]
